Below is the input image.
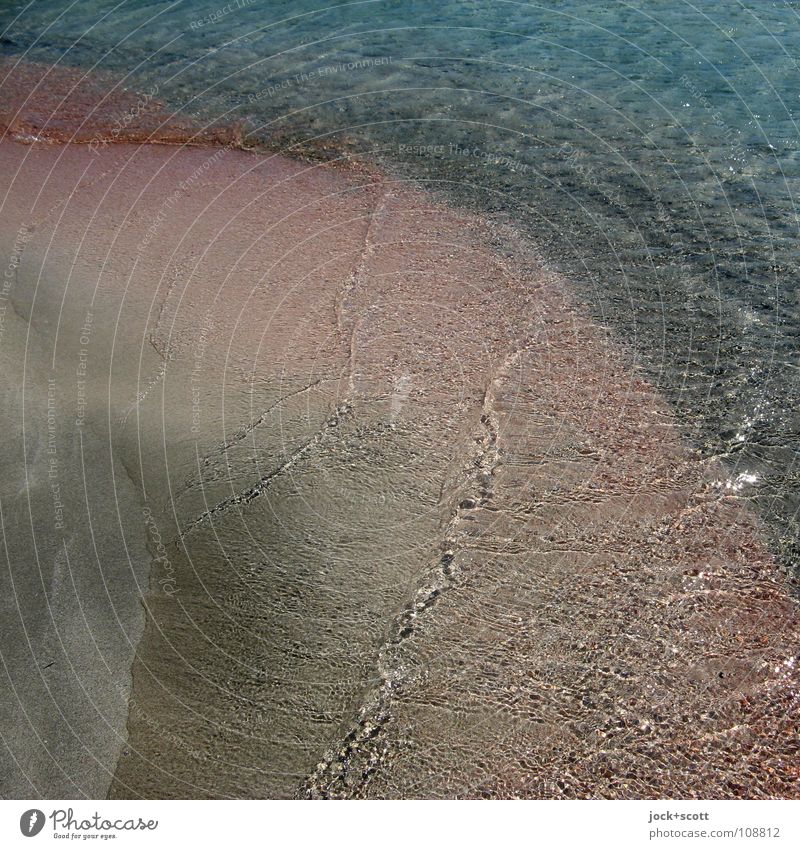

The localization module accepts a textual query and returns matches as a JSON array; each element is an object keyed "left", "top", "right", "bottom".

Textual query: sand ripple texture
[{"left": 0, "top": 63, "right": 797, "bottom": 799}]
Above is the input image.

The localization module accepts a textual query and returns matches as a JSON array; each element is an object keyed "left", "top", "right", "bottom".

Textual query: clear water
[
  {"left": 5, "top": 0, "right": 797, "bottom": 561},
  {"left": 3, "top": 0, "right": 800, "bottom": 800}
]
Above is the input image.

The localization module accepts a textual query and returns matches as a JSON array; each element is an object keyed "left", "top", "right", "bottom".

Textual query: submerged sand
[{"left": 0, "top": 61, "right": 797, "bottom": 799}]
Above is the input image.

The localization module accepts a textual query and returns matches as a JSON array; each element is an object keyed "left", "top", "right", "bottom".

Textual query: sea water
[
  {"left": 5, "top": 0, "right": 796, "bottom": 560},
  {"left": 2, "top": 0, "right": 800, "bottom": 799}
]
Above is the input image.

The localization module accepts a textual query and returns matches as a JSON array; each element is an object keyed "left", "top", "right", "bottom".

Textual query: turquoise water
[{"left": 2, "top": 0, "right": 799, "bottom": 560}]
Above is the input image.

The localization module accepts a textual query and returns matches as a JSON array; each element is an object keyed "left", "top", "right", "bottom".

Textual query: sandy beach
[{"left": 0, "top": 61, "right": 797, "bottom": 799}]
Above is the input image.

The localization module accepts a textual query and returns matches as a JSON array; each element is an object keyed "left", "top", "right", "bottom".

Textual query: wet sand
[{"left": 0, "top": 62, "right": 797, "bottom": 799}]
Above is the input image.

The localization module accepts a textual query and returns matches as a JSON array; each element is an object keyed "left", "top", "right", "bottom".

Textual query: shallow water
[
  {"left": 1, "top": 1, "right": 799, "bottom": 800},
  {"left": 2, "top": 0, "right": 798, "bottom": 561}
]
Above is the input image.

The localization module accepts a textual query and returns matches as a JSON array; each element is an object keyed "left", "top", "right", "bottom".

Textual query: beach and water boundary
[{"left": 0, "top": 51, "right": 798, "bottom": 800}]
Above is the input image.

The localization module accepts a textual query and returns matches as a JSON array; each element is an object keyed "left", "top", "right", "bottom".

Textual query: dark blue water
[{"left": 3, "top": 0, "right": 799, "bottom": 562}]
